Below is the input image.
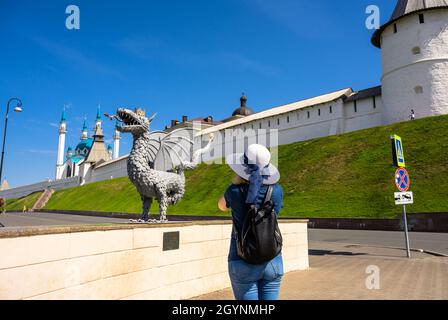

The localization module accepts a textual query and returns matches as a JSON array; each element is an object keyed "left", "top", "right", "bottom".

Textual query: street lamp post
[{"left": 0, "top": 98, "right": 23, "bottom": 184}]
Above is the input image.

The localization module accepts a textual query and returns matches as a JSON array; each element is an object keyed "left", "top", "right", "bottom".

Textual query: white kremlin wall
[{"left": 86, "top": 155, "right": 128, "bottom": 183}]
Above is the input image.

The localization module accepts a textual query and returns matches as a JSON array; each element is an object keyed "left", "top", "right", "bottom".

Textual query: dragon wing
[
  {"left": 143, "top": 131, "right": 168, "bottom": 168},
  {"left": 150, "top": 128, "right": 200, "bottom": 172}
]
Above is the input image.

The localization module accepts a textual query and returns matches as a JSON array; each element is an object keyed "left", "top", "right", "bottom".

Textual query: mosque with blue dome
[{"left": 55, "top": 107, "right": 121, "bottom": 182}]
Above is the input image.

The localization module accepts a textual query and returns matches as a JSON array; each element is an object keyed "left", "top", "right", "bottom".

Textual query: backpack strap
[
  {"left": 264, "top": 185, "right": 274, "bottom": 204},
  {"left": 252, "top": 185, "right": 274, "bottom": 224}
]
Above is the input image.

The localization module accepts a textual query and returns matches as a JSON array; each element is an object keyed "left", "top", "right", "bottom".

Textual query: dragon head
[{"left": 116, "top": 108, "right": 156, "bottom": 135}]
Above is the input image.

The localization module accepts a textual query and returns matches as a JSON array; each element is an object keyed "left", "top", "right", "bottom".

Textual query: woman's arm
[{"left": 218, "top": 196, "right": 228, "bottom": 212}]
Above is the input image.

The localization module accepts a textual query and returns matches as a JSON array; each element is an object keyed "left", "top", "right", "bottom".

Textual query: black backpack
[{"left": 235, "top": 185, "right": 283, "bottom": 265}]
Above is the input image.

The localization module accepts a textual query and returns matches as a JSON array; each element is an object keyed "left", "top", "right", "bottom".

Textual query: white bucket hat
[{"left": 225, "top": 144, "right": 280, "bottom": 185}]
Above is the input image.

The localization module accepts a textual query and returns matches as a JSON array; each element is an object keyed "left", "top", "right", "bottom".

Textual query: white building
[{"left": 1, "top": 0, "right": 447, "bottom": 199}]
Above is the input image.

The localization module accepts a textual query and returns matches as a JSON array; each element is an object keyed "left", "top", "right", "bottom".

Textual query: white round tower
[
  {"left": 55, "top": 110, "right": 67, "bottom": 180},
  {"left": 372, "top": 0, "right": 448, "bottom": 124}
]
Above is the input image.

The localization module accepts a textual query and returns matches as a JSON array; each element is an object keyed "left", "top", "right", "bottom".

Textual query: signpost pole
[
  {"left": 402, "top": 204, "right": 411, "bottom": 259},
  {"left": 392, "top": 134, "right": 413, "bottom": 259}
]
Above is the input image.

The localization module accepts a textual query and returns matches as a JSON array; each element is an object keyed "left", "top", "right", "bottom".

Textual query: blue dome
[{"left": 75, "top": 138, "right": 93, "bottom": 157}]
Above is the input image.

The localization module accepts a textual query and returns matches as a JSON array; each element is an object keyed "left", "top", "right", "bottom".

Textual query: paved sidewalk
[
  {"left": 308, "top": 229, "right": 448, "bottom": 256},
  {"left": 195, "top": 241, "right": 448, "bottom": 300}
]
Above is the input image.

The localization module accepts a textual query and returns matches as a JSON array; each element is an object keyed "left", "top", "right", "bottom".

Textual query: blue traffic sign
[
  {"left": 395, "top": 168, "right": 410, "bottom": 192},
  {"left": 391, "top": 134, "right": 406, "bottom": 168}
]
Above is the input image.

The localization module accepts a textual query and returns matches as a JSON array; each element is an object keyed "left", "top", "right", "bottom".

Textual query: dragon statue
[{"left": 115, "top": 108, "right": 213, "bottom": 223}]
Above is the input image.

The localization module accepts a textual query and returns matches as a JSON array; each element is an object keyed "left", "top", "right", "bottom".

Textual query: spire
[
  {"left": 96, "top": 105, "right": 101, "bottom": 121},
  {"left": 60, "top": 109, "right": 66, "bottom": 123},
  {"left": 81, "top": 117, "right": 88, "bottom": 141},
  {"left": 95, "top": 105, "right": 102, "bottom": 130}
]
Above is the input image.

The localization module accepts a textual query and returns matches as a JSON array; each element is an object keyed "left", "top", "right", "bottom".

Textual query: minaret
[
  {"left": 66, "top": 147, "right": 73, "bottom": 160},
  {"left": 81, "top": 118, "right": 88, "bottom": 141},
  {"left": 372, "top": 0, "right": 448, "bottom": 124},
  {"left": 55, "top": 110, "right": 67, "bottom": 180},
  {"left": 95, "top": 105, "right": 102, "bottom": 130},
  {"left": 107, "top": 144, "right": 113, "bottom": 159},
  {"left": 113, "top": 120, "right": 120, "bottom": 159}
]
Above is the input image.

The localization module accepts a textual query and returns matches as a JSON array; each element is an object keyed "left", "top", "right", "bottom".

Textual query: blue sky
[{"left": 0, "top": 0, "right": 396, "bottom": 187}]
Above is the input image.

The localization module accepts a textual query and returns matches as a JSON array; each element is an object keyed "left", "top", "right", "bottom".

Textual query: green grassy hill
[
  {"left": 38, "top": 115, "right": 448, "bottom": 218},
  {"left": 5, "top": 191, "right": 42, "bottom": 212}
]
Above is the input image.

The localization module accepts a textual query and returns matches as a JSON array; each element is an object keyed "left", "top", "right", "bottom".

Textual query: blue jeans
[{"left": 228, "top": 254, "right": 284, "bottom": 300}]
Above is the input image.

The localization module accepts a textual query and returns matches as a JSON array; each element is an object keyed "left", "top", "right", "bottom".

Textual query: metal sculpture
[{"left": 115, "top": 108, "right": 213, "bottom": 222}]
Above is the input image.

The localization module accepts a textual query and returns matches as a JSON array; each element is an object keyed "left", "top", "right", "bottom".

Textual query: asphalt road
[
  {"left": 1, "top": 212, "right": 447, "bottom": 255},
  {"left": 308, "top": 228, "right": 448, "bottom": 256}
]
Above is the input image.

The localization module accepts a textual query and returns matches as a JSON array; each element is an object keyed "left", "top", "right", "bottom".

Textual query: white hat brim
[{"left": 225, "top": 153, "right": 280, "bottom": 185}]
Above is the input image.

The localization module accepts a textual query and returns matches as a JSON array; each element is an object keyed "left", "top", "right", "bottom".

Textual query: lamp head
[{"left": 13, "top": 100, "right": 23, "bottom": 113}]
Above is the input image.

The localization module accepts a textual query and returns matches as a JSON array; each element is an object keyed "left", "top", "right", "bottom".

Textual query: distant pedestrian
[
  {"left": 218, "top": 144, "right": 284, "bottom": 301},
  {"left": 22, "top": 205, "right": 28, "bottom": 213},
  {"left": 410, "top": 109, "right": 416, "bottom": 121}
]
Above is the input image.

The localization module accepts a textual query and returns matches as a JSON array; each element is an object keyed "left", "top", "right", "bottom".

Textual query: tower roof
[
  {"left": 93, "top": 124, "right": 104, "bottom": 140},
  {"left": 85, "top": 125, "right": 110, "bottom": 163},
  {"left": 372, "top": 0, "right": 448, "bottom": 48},
  {"left": 232, "top": 94, "right": 254, "bottom": 117},
  {"left": 82, "top": 118, "right": 87, "bottom": 131}
]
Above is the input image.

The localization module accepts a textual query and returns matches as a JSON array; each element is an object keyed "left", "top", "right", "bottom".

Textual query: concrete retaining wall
[
  {"left": 0, "top": 220, "right": 309, "bottom": 300},
  {"left": 307, "top": 213, "right": 448, "bottom": 233}
]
